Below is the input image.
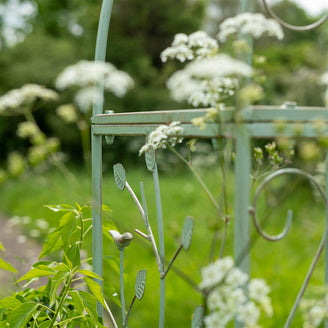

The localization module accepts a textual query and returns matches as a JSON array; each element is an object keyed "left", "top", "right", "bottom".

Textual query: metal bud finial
[{"left": 109, "top": 230, "right": 133, "bottom": 251}]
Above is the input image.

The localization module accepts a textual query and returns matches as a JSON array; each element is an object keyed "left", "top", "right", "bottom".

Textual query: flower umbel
[
  {"left": 161, "top": 31, "right": 218, "bottom": 63},
  {"left": 139, "top": 121, "right": 184, "bottom": 155},
  {"left": 200, "top": 257, "right": 272, "bottom": 328}
]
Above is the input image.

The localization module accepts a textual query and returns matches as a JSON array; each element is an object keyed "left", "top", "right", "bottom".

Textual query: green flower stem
[
  {"left": 79, "top": 122, "right": 91, "bottom": 171},
  {"left": 168, "top": 145, "right": 222, "bottom": 216},
  {"left": 49, "top": 274, "right": 72, "bottom": 328}
]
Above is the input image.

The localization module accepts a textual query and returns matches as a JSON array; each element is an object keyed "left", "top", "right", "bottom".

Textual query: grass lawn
[{"left": 0, "top": 163, "right": 326, "bottom": 327}]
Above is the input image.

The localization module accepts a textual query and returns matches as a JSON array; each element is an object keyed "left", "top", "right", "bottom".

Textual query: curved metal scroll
[
  {"left": 262, "top": 0, "right": 328, "bottom": 31},
  {"left": 250, "top": 168, "right": 328, "bottom": 328}
]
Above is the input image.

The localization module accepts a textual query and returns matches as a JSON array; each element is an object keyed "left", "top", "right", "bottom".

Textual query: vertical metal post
[
  {"left": 153, "top": 162, "right": 166, "bottom": 328},
  {"left": 92, "top": 0, "right": 113, "bottom": 317},
  {"left": 92, "top": 132, "right": 103, "bottom": 316},
  {"left": 234, "top": 127, "right": 251, "bottom": 273}
]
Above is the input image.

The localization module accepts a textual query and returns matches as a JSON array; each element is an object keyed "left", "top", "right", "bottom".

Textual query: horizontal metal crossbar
[
  {"left": 92, "top": 106, "right": 328, "bottom": 139},
  {"left": 92, "top": 122, "right": 328, "bottom": 138},
  {"left": 91, "top": 106, "right": 328, "bottom": 126}
]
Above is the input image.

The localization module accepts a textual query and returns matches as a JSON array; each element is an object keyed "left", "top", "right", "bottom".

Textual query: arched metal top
[{"left": 262, "top": 0, "right": 328, "bottom": 31}]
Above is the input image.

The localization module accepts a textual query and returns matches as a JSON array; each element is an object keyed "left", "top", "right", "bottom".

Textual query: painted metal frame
[{"left": 91, "top": 0, "right": 328, "bottom": 326}]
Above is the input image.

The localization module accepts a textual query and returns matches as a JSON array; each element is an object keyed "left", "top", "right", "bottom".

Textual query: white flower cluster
[
  {"left": 55, "top": 60, "right": 134, "bottom": 112},
  {"left": 200, "top": 257, "right": 272, "bottom": 328},
  {"left": 301, "top": 293, "right": 328, "bottom": 328},
  {"left": 166, "top": 54, "right": 251, "bottom": 106},
  {"left": 189, "top": 78, "right": 237, "bottom": 107},
  {"left": 139, "top": 121, "right": 184, "bottom": 155},
  {"left": 56, "top": 60, "right": 134, "bottom": 95},
  {"left": 218, "top": 13, "right": 284, "bottom": 42},
  {"left": 160, "top": 31, "right": 218, "bottom": 63},
  {"left": 0, "top": 84, "right": 58, "bottom": 115}
]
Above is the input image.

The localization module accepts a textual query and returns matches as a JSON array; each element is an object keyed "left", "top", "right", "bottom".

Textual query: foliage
[{"left": 0, "top": 203, "right": 110, "bottom": 328}]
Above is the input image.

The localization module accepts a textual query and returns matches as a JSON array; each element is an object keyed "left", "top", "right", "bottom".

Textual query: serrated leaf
[
  {"left": 0, "top": 258, "right": 17, "bottom": 273},
  {"left": 192, "top": 306, "right": 204, "bottom": 328},
  {"left": 39, "top": 227, "right": 63, "bottom": 259},
  {"left": 39, "top": 322, "right": 51, "bottom": 328},
  {"left": 69, "top": 290, "right": 84, "bottom": 314},
  {"left": 8, "top": 302, "right": 39, "bottom": 328},
  {"left": 65, "top": 243, "right": 80, "bottom": 269},
  {"left": 113, "top": 163, "right": 126, "bottom": 190},
  {"left": 182, "top": 216, "right": 194, "bottom": 250},
  {"left": 78, "top": 290, "right": 98, "bottom": 323},
  {"left": 78, "top": 269, "right": 103, "bottom": 280},
  {"left": 16, "top": 268, "right": 55, "bottom": 283},
  {"left": 145, "top": 148, "right": 156, "bottom": 172},
  {"left": 135, "top": 269, "right": 147, "bottom": 300},
  {"left": 0, "top": 297, "right": 21, "bottom": 310},
  {"left": 85, "top": 277, "right": 106, "bottom": 308}
]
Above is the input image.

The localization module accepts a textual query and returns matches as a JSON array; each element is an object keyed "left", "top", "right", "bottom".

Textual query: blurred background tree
[{"left": 0, "top": 0, "right": 327, "bottom": 166}]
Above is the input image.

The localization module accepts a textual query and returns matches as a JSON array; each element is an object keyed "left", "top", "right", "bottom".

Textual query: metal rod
[
  {"left": 91, "top": 133, "right": 103, "bottom": 317},
  {"left": 120, "top": 249, "right": 126, "bottom": 324},
  {"left": 153, "top": 162, "right": 166, "bottom": 328}
]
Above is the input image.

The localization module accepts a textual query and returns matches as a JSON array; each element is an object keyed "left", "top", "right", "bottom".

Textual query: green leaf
[
  {"left": 69, "top": 290, "right": 84, "bottom": 314},
  {"left": 44, "top": 204, "right": 76, "bottom": 212},
  {"left": 39, "top": 321, "right": 51, "bottom": 328},
  {"left": 85, "top": 277, "right": 106, "bottom": 308},
  {"left": 0, "top": 241, "right": 4, "bottom": 251},
  {"left": 0, "top": 258, "right": 17, "bottom": 273},
  {"left": 145, "top": 148, "right": 156, "bottom": 172},
  {"left": 135, "top": 269, "right": 147, "bottom": 300},
  {"left": 8, "top": 302, "right": 39, "bottom": 328},
  {"left": 39, "top": 227, "right": 63, "bottom": 259},
  {"left": 65, "top": 243, "right": 81, "bottom": 269},
  {"left": 16, "top": 268, "right": 55, "bottom": 283},
  {"left": 192, "top": 306, "right": 204, "bottom": 328},
  {"left": 78, "top": 291, "right": 98, "bottom": 323},
  {"left": 78, "top": 269, "right": 102, "bottom": 280},
  {"left": 182, "top": 216, "right": 194, "bottom": 250},
  {"left": 0, "top": 297, "right": 21, "bottom": 310},
  {"left": 102, "top": 204, "right": 112, "bottom": 213},
  {"left": 113, "top": 163, "right": 126, "bottom": 190}
]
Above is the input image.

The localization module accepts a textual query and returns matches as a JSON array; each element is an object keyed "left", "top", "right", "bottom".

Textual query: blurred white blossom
[
  {"left": 56, "top": 60, "right": 134, "bottom": 95},
  {"left": 166, "top": 54, "right": 251, "bottom": 106},
  {"left": 161, "top": 31, "right": 218, "bottom": 63},
  {"left": 139, "top": 121, "right": 184, "bottom": 155},
  {"left": 0, "top": 0, "right": 37, "bottom": 48},
  {"left": 0, "top": 84, "right": 58, "bottom": 115},
  {"left": 56, "top": 60, "right": 134, "bottom": 113},
  {"left": 218, "top": 12, "right": 284, "bottom": 42},
  {"left": 200, "top": 257, "right": 272, "bottom": 328}
]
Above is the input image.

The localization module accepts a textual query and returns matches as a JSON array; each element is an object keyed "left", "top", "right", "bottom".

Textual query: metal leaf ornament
[
  {"left": 109, "top": 230, "right": 133, "bottom": 251},
  {"left": 145, "top": 148, "right": 156, "bottom": 172},
  {"left": 113, "top": 163, "right": 126, "bottom": 190},
  {"left": 191, "top": 306, "right": 204, "bottom": 328},
  {"left": 182, "top": 216, "right": 194, "bottom": 250},
  {"left": 135, "top": 269, "right": 147, "bottom": 300}
]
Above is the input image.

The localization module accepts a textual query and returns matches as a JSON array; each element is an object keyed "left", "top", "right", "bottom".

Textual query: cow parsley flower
[
  {"left": 161, "top": 31, "right": 218, "bottom": 63},
  {"left": 0, "top": 84, "right": 58, "bottom": 115},
  {"left": 166, "top": 54, "right": 251, "bottom": 106},
  {"left": 218, "top": 12, "right": 284, "bottom": 42},
  {"left": 200, "top": 257, "right": 273, "bottom": 328},
  {"left": 139, "top": 121, "right": 184, "bottom": 155},
  {"left": 56, "top": 61, "right": 134, "bottom": 114}
]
